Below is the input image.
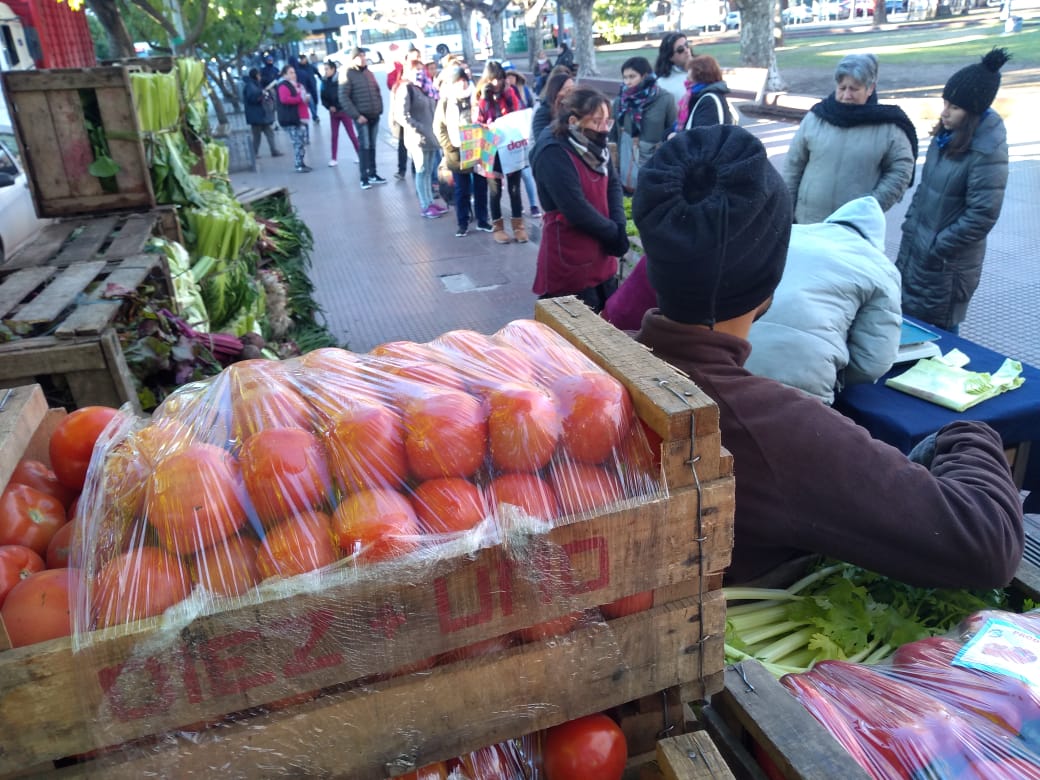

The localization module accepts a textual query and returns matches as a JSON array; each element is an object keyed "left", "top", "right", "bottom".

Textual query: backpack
[
  {"left": 274, "top": 81, "right": 300, "bottom": 126},
  {"left": 686, "top": 92, "right": 740, "bottom": 130}
]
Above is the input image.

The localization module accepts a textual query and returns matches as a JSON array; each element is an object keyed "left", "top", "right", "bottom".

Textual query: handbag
[{"left": 685, "top": 92, "right": 737, "bottom": 130}]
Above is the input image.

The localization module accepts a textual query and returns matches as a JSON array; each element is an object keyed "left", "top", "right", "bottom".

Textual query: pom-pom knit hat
[{"left": 943, "top": 48, "right": 1011, "bottom": 116}]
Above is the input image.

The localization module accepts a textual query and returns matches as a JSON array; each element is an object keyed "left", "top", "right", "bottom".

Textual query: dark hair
[
  {"left": 688, "top": 54, "right": 723, "bottom": 85},
  {"left": 477, "top": 60, "right": 506, "bottom": 94},
  {"left": 930, "top": 112, "right": 982, "bottom": 159},
  {"left": 550, "top": 87, "right": 611, "bottom": 138},
  {"left": 280, "top": 64, "right": 294, "bottom": 77},
  {"left": 542, "top": 71, "right": 574, "bottom": 112},
  {"left": 621, "top": 56, "right": 653, "bottom": 78},
  {"left": 654, "top": 32, "right": 687, "bottom": 79},
  {"left": 248, "top": 67, "right": 260, "bottom": 79}
]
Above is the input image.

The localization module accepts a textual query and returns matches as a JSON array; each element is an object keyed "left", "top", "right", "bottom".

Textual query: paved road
[{"left": 228, "top": 70, "right": 1038, "bottom": 369}]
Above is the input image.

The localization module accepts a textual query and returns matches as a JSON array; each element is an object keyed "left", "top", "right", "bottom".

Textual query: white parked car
[
  {"left": 725, "top": 10, "right": 741, "bottom": 29},
  {"left": 782, "top": 4, "right": 815, "bottom": 23},
  {"left": 0, "top": 131, "right": 45, "bottom": 263}
]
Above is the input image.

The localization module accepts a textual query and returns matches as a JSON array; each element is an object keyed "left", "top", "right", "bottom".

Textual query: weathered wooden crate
[
  {"left": 234, "top": 184, "right": 292, "bottom": 210},
  {"left": 1, "top": 66, "right": 155, "bottom": 218},
  {"left": 0, "top": 209, "right": 178, "bottom": 413},
  {"left": 0, "top": 299, "right": 734, "bottom": 778}
]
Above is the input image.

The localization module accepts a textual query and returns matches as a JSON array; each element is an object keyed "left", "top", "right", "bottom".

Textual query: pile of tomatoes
[
  {"left": 0, "top": 405, "right": 120, "bottom": 647},
  {"left": 6, "top": 321, "right": 660, "bottom": 649}
]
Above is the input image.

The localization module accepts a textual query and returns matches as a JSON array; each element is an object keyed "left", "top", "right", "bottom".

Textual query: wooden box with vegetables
[
  {"left": 0, "top": 299, "right": 734, "bottom": 778},
  {"left": 0, "top": 209, "right": 179, "bottom": 413}
]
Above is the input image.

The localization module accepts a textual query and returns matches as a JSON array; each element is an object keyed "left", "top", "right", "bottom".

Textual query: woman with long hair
[
  {"left": 532, "top": 70, "right": 575, "bottom": 145},
  {"left": 677, "top": 54, "right": 735, "bottom": 130},
  {"left": 276, "top": 64, "right": 312, "bottom": 172},
  {"left": 530, "top": 87, "right": 629, "bottom": 313},
  {"left": 896, "top": 48, "right": 1011, "bottom": 333},
  {"left": 612, "top": 56, "right": 675, "bottom": 195},
  {"left": 653, "top": 31, "right": 692, "bottom": 111},
  {"left": 396, "top": 60, "right": 446, "bottom": 219},
  {"left": 476, "top": 60, "right": 526, "bottom": 244},
  {"left": 783, "top": 53, "right": 917, "bottom": 224}
]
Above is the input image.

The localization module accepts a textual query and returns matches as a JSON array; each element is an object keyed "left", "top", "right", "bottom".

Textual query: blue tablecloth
[{"left": 834, "top": 319, "right": 1040, "bottom": 490}]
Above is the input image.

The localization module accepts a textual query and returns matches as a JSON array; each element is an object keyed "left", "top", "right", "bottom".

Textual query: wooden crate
[
  {"left": 234, "top": 184, "right": 291, "bottom": 210},
  {"left": 0, "top": 210, "right": 177, "bottom": 414},
  {"left": 0, "top": 300, "right": 734, "bottom": 778},
  {"left": 1, "top": 67, "right": 155, "bottom": 218}
]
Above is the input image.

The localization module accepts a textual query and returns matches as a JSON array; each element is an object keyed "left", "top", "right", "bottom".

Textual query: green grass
[{"left": 590, "top": 20, "right": 1038, "bottom": 77}]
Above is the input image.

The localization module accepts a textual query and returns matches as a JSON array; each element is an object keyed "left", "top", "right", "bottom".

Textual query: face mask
[{"left": 581, "top": 128, "right": 609, "bottom": 147}]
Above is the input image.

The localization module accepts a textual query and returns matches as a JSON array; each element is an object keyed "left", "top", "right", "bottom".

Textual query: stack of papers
[{"left": 885, "top": 349, "right": 1025, "bottom": 412}]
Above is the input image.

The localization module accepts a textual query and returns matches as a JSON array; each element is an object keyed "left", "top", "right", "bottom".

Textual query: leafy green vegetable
[{"left": 725, "top": 561, "right": 1008, "bottom": 677}]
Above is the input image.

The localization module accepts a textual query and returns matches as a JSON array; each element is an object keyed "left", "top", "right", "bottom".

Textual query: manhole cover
[{"left": 439, "top": 273, "right": 501, "bottom": 293}]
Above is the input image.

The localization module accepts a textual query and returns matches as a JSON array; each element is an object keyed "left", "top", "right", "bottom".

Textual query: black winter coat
[
  {"left": 242, "top": 77, "right": 272, "bottom": 126},
  {"left": 320, "top": 75, "right": 342, "bottom": 112},
  {"left": 338, "top": 65, "right": 383, "bottom": 121}
]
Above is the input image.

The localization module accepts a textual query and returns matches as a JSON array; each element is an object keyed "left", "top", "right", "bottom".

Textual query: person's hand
[{"left": 357, "top": 115, "right": 368, "bottom": 124}]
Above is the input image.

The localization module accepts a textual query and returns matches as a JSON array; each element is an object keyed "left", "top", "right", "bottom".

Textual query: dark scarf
[
  {"left": 567, "top": 126, "right": 609, "bottom": 174},
  {"left": 811, "top": 92, "right": 920, "bottom": 184},
  {"left": 616, "top": 75, "right": 659, "bottom": 138}
]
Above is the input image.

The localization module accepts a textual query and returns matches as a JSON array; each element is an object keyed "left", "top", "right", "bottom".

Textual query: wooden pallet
[
  {"left": 0, "top": 210, "right": 177, "bottom": 413},
  {"left": 0, "top": 300, "right": 734, "bottom": 778},
  {"left": 1, "top": 67, "right": 155, "bottom": 218},
  {"left": 234, "top": 185, "right": 291, "bottom": 209}
]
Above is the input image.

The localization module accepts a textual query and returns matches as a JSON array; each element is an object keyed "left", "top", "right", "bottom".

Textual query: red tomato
[
  {"left": 552, "top": 372, "right": 633, "bottom": 465},
  {"left": 0, "top": 545, "right": 46, "bottom": 607},
  {"left": 600, "top": 590, "right": 654, "bottom": 620},
  {"left": 240, "top": 427, "right": 333, "bottom": 526},
  {"left": 402, "top": 389, "right": 488, "bottom": 480},
  {"left": 46, "top": 519, "right": 77, "bottom": 569},
  {"left": 543, "top": 713, "right": 627, "bottom": 780},
  {"left": 2, "top": 567, "right": 79, "bottom": 647},
  {"left": 48, "top": 405, "right": 122, "bottom": 491},
  {"left": 549, "top": 461, "right": 623, "bottom": 517},
  {"left": 145, "top": 443, "right": 248, "bottom": 555},
  {"left": 457, "top": 743, "right": 523, "bottom": 779},
  {"left": 0, "top": 483, "right": 67, "bottom": 556},
  {"left": 193, "top": 534, "right": 261, "bottom": 598},
  {"left": 9, "top": 459, "right": 79, "bottom": 510},
  {"left": 393, "top": 760, "right": 450, "bottom": 780},
  {"left": 256, "top": 511, "right": 340, "bottom": 580},
  {"left": 324, "top": 398, "right": 408, "bottom": 493},
  {"left": 412, "top": 478, "right": 487, "bottom": 535},
  {"left": 486, "top": 472, "right": 560, "bottom": 522},
  {"left": 332, "top": 488, "right": 421, "bottom": 562},
  {"left": 486, "top": 382, "right": 561, "bottom": 472},
  {"left": 93, "top": 547, "right": 193, "bottom": 629}
]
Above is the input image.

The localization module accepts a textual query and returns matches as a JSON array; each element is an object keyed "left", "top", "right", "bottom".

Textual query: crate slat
[
  {"left": 0, "top": 223, "right": 78, "bottom": 271},
  {"left": 3, "top": 68, "right": 134, "bottom": 92},
  {"left": 52, "top": 217, "right": 120, "bottom": 266},
  {"left": 55, "top": 255, "right": 158, "bottom": 337},
  {"left": 657, "top": 731, "right": 737, "bottom": 779},
  {"left": 9, "top": 89, "right": 69, "bottom": 204},
  {"left": 96, "top": 83, "right": 153, "bottom": 200},
  {"left": 0, "top": 384, "right": 49, "bottom": 494},
  {"left": 100, "top": 214, "right": 161, "bottom": 260},
  {"left": 10, "top": 260, "right": 106, "bottom": 325},
  {"left": 0, "top": 266, "right": 58, "bottom": 319}
]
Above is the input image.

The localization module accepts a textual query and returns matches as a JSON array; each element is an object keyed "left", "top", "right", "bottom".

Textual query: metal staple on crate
[{"left": 655, "top": 376, "right": 709, "bottom": 727}]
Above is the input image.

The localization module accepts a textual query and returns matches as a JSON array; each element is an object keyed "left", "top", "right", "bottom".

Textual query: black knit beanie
[
  {"left": 632, "top": 125, "right": 792, "bottom": 327},
  {"left": 943, "top": 48, "right": 1011, "bottom": 116}
]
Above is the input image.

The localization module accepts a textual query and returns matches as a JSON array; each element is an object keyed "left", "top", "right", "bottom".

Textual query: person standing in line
[
  {"left": 532, "top": 71, "right": 575, "bottom": 146},
  {"left": 435, "top": 64, "right": 493, "bottom": 236},
  {"left": 653, "top": 32, "right": 692, "bottom": 111},
  {"left": 276, "top": 65, "right": 312, "bottom": 172},
  {"left": 296, "top": 53, "right": 320, "bottom": 123},
  {"left": 783, "top": 53, "right": 917, "bottom": 224},
  {"left": 554, "top": 41, "right": 575, "bottom": 74},
  {"left": 530, "top": 87, "right": 629, "bottom": 313},
  {"left": 611, "top": 56, "right": 674, "bottom": 195},
  {"left": 260, "top": 55, "right": 279, "bottom": 88},
  {"left": 503, "top": 62, "right": 542, "bottom": 217},
  {"left": 677, "top": 54, "right": 735, "bottom": 130},
  {"left": 897, "top": 48, "right": 1011, "bottom": 334},
  {"left": 532, "top": 49, "right": 553, "bottom": 96},
  {"left": 397, "top": 61, "right": 447, "bottom": 219},
  {"left": 242, "top": 68, "right": 282, "bottom": 158},
  {"left": 339, "top": 47, "right": 387, "bottom": 190},
  {"left": 477, "top": 61, "right": 527, "bottom": 244},
  {"left": 321, "top": 60, "right": 359, "bottom": 167}
]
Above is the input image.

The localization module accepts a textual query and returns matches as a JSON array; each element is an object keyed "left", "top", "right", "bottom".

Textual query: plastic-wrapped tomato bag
[
  {"left": 779, "top": 610, "right": 1040, "bottom": 779},
  {"left": 63, "top": 320, "right": 663, "bottom": 776}
]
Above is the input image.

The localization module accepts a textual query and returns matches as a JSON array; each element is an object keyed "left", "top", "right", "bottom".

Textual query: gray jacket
[
  {"left": 783, "top": 111, "right": 915, "bottom": 224},
  {"left": 746, "top": 196, "right": 902, "bottom": 404},
  {"left": 611, "top": 88, "right": 676, "bottom": 191},
  {"left": 396, "top": 82, "right": 438, "bottom": 152},
  {"left": 896, "top": 111, "right": 1009, "bottom": 330}
]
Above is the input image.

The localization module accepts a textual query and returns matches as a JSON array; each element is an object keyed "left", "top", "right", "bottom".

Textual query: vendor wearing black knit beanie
[
  {"left": 632, "top": 125, "right": 791, "bottom": 327},
  {"left": 896, "top": 48, "right": 1011, "bottom": 332},
  {"left": 628, "top": 125, "right": 1024, "bottom": 593}
]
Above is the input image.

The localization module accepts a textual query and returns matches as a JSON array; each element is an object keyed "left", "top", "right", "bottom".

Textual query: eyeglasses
[{"left": 673, "top": 45, "right": 687, "bottom": 55}]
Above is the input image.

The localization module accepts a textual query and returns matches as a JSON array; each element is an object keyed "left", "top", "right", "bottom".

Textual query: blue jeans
[
  {"left": 356, "top": 117, "right": 380, "bottom": 179},
  {"left": 452, "top": 169, "right": 489, "bottom": 229},
  {"left": 412, "top": 147, "right": 437, "bottom": 210}
]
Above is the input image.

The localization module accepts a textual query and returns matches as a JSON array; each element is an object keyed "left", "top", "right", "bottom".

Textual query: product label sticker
[{"left": 953, "top": 618, "right": 1040, "bottom": 686}]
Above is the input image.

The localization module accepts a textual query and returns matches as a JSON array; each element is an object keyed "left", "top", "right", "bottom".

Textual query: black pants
[
  {"left": 396, "top": 127, "right": 408, "bottom": 176},
  {"left": 487, "top": 156, "right": 523, "bottom": 220}
]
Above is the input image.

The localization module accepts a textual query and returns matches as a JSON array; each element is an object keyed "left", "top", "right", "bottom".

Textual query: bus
[{"left": 344, "top": 14, "right": 485, "bottom": 65}]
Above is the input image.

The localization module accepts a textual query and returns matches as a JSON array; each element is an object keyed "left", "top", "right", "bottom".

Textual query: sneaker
[
  {"left": 328, "top": 160, "right": 338, "bottom": 167},
  {"left": 296, "top": 165, "right": 312, "bottom": 173},
  {"left": 370, "top": 174, "right": 388, "bottom": 185},
  {"left": 360, "top": 179, "right": 372, "bottom": 190},
  {"left": 271, "top": 151, "right": 284, "bottom": 157},
  {"left": 530, "top": 206, "right": 542, "bottom": 217},
  {"left": 422, "top": 205, "right": 445, "bottom": 219},
  {"left": 428, "top": 203, "right": 448, "bottom": 216},
  {"left": 474, "top": 220, "right": 494, "bottom": 233},
  {"left": 455, "top": 225, "right": 469, "bottom": 237},
  {"left": 394, "top": 171, "right": 406, "bottom": 181}
]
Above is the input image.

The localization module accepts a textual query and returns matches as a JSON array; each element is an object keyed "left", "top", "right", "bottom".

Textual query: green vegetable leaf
[{"left": 88, "top": 155, "right": 121, "bottom": 178}]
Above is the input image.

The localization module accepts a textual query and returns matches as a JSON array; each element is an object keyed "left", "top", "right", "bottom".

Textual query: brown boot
[
  {"left": 511, "top": 217, "right": 528, "bottom": 243},
  {"left": 491, "top": 218, "right": 512, "bottom": 244}
]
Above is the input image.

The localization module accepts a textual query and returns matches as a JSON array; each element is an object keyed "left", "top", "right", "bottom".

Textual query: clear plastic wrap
[
  {"left": 64, "top": 319, "right": 666, "bottom": 774},
  {"left": 779, "top": 610, "right": 1040, "bottom": 779}
]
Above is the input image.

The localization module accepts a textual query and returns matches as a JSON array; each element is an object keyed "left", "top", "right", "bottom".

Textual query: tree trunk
[
  {"left": 489, "top": 14, "right": 506, "bottom": 60},
  {"left": 523, "top": 0, "right": 549, "bottom": 69},
  {"left": 460, "top": 6, "right": 477, "bottom": 65},
  {"left": 874, "top": 0, "right": 888, "bottom": 25},
  {"left": 738, "top": 0, "right": 785, "bottom": 90},
  {"left": 86, "top": 0, "right": 136, "bottom": 59},
  {"left": 564, "top": 0, "right": 598, "bottom": 77}
]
